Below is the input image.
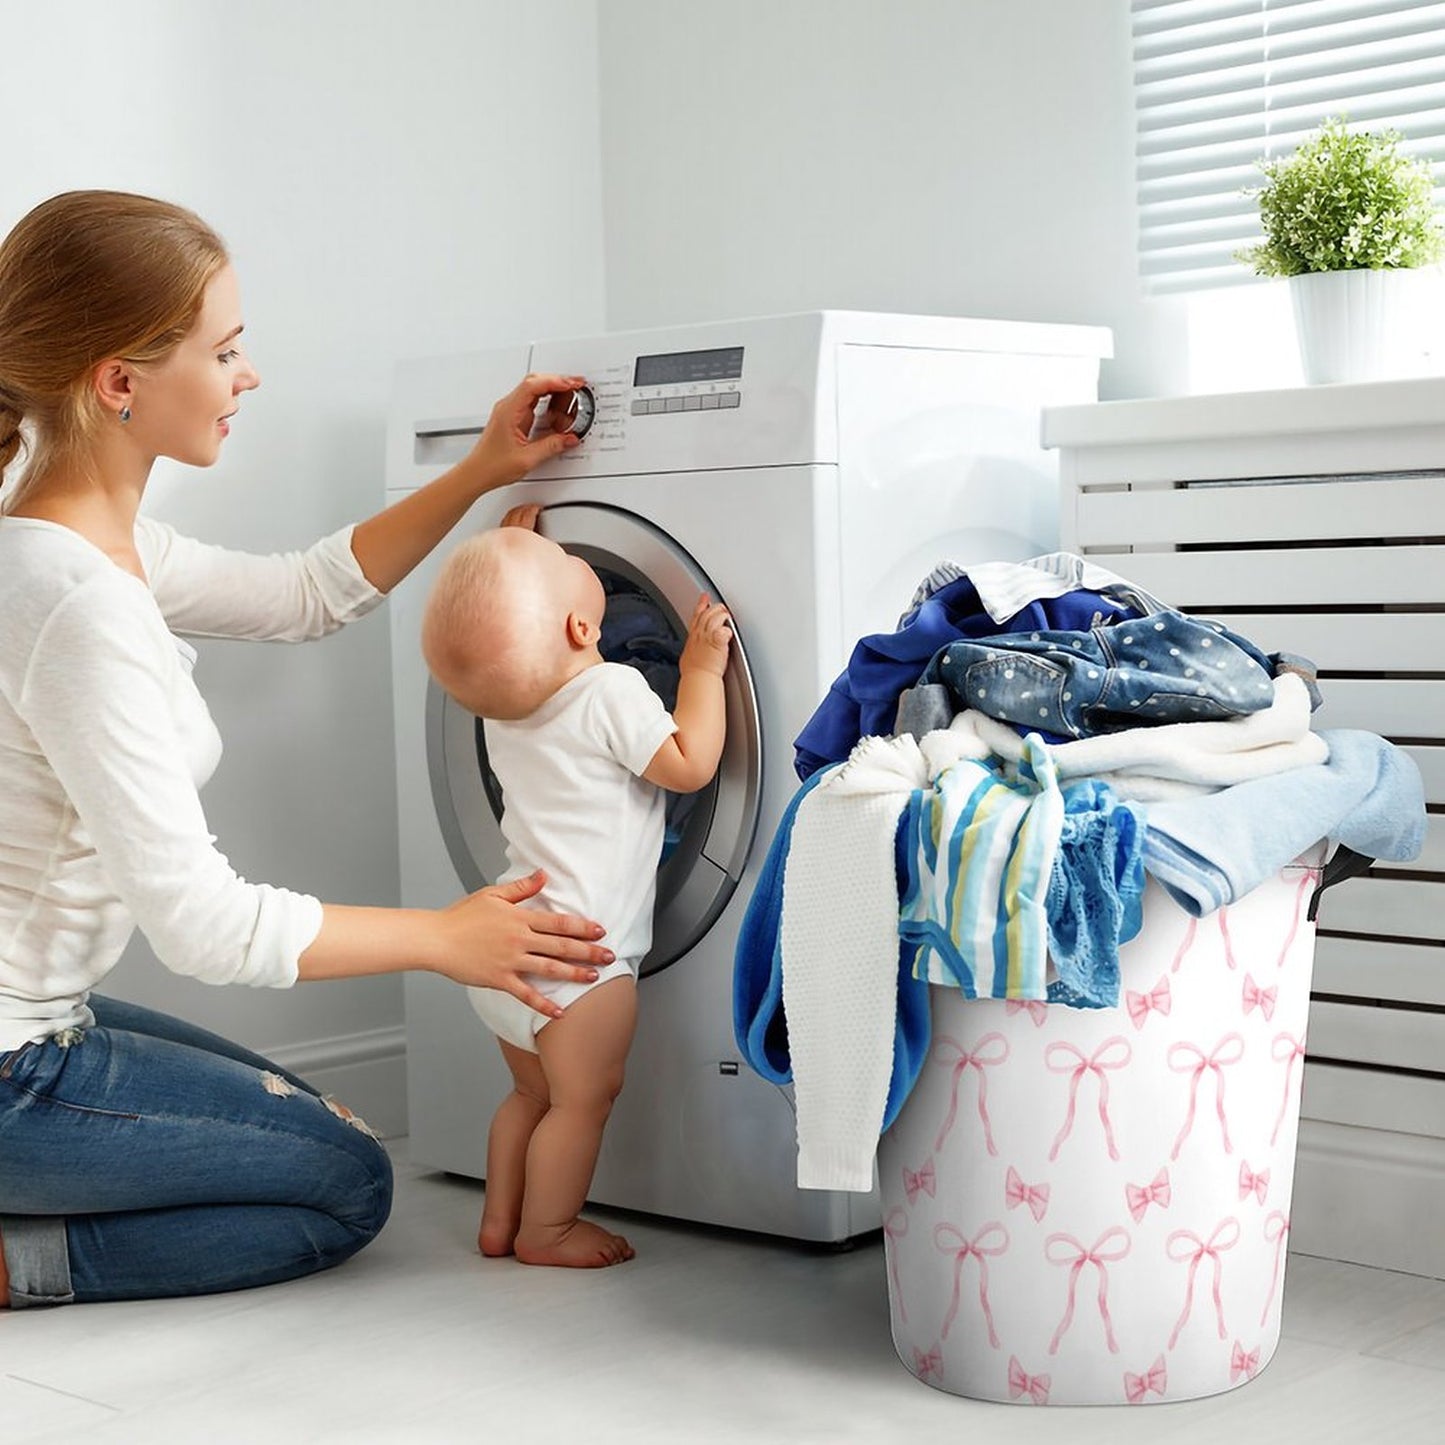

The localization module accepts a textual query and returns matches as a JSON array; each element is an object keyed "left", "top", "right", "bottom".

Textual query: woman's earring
[{"left": 118, "top": 406, "right": 132, "bottom": 424}]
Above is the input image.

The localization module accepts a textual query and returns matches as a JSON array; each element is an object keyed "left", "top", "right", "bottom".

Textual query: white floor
[{"left": 3, "top": 1140, "right": 1444, "bottom": 1445}]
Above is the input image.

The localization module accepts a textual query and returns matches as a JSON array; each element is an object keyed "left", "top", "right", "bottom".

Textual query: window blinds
[{"left": 1133, "top": 0, "right": 1445, "bottom": 292}]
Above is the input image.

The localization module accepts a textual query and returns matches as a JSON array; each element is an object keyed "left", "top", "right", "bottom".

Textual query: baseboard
[
  {"left": 267, "top": 1026, "right": 409, "bottom": 1140},
  {"left": 1291, "top": 1118, "right": 1445, "bottom": 1280}
]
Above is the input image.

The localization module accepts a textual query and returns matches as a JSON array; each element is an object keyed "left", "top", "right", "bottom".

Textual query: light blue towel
[{"left": 1141, "top": 729, "right": 1425, "bottom": 916}]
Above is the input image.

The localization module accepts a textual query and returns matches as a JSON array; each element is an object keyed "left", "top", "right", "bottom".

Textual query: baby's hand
[{"left": 679, "top": 594, "right": 732, "bottom": 678}]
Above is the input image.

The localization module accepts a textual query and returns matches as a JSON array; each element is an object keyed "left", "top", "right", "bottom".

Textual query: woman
[{"left": 0, "top": 190, "right": 611, "bottom": 1308}]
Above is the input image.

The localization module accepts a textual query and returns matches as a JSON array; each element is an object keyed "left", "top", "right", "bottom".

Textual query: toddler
[{"left": 421, "top": 512, "right": 731, "bottom": 1267}]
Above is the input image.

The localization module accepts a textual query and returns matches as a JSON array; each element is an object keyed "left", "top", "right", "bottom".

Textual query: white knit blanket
[{"left": 781, "top": 725, "right": 986, "bottom": 1190}]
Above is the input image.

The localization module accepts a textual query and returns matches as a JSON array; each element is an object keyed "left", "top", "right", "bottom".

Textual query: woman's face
[{"left": 133, "top": 264, "right": 260, "bottom": 467}]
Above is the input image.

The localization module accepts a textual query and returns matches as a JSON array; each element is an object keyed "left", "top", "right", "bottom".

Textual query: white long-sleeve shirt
[{"left": 0, "top": 514, "right": 383, "bottom": 1052}]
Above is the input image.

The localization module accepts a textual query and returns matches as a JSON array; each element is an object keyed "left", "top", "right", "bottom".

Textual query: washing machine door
[{"left": 426, "top": 502, "right": 763, "bottom": 975}]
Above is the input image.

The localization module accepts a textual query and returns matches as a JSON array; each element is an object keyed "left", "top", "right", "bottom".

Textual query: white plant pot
[{"left": 1288, "top": 268, "right": 1414, "bottom": 385}]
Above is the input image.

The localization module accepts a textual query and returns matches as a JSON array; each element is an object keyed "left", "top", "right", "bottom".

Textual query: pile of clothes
[{"left": 732, "top": 553, "right": 1425, "bottom": 1192}]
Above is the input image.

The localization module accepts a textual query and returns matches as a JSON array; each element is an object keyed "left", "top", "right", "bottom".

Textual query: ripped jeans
[{"left": 0, "top": 996, "right": 392, "bottom": 1307}]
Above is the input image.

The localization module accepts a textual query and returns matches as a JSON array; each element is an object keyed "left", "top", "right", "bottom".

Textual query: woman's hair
[{"left": 0, "top": 190, "right": 229, "bottom": 512}]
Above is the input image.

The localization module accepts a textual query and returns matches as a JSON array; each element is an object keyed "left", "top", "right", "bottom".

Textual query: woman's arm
[
  {"left": 299, "top": 871, "right": 611, "bottom": 1020},
  {"left": 349, "top": 372, "right": 584, "bottom": 594}
]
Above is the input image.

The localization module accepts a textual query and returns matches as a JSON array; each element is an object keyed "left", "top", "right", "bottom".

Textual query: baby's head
[{"left": 422, "top": 526, "right": 606, "bottom": 720}]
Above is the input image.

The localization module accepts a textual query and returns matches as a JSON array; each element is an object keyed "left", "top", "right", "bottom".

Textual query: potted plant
[{"left": 1238, "top": 118, "right": 1444, "bottom": 384}]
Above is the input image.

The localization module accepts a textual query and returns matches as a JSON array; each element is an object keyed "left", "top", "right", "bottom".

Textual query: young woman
[{"left": 0, "top": 190, "right": 610, "bottom": 1307}]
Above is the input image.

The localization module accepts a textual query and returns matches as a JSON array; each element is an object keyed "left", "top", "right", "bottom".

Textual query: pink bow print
[
  {"left": 912, "top": 1344, "right": 943, "bottom": 1382},
  {"left": 1275, "top": 867, "right": 1317, "bottom": 970},
  {"left": 1045, "top": 1227, "right": 1132, "bottom": 1355},
  {"left": 1219, "top": 905, "right": 1239, "bottom": 971},
  {"left": 883, "top": 1207, "right": 910, "bottom": 1323},
  {"left": 1046, "top": 1036, "right": 1132, "bottom": 1162},
  {"left": 1126, "top": 975, "right": 1172, "bottom": 1031},
  {"left": 1168, "top": 1033, "right": 1246, "bottom": 1160},
  {"left": 1125, "top": 1167, "right": 1172, "bottom": 1223},
  {"left": 933, "top": 1033, "right": 1010, "bottom": 1157},
  {"left": 935, "top": 1221, "right": 1009, "bottom": 1347},
  {"left": 1005, "top": 998, "right": 1049, "bottom": 1028},
  {"left": 1261, "top": 1211, "right": 1291, "bottom": 1327},
  {"left": 1270, "top": 1031, "right": 1307, "bottom": 1146},
  {"left": 1242, "top": 973, "right": 1277, "bottom": 1021},
  {"left": 1005, "top": 1166, "right": 1050, "bottom": 1222},
  {"left": 1007, "top": 1356, "right": 1051, "bottom": 1405},
  {"left": 1238, "top": 1160, "right": 1270, "bottom": 1204},
  {"left": 1167, "top": 1218, "right": 1241, "bottom": 1350},
  {"left": 1170, "top": 916, "right": 1197, "bottom": 975},
  {"left": 1230, "top": 1340, "right": 1261, "bottom": 1382},
  {"left": 1124, "top": 1355, "right": 1167, "bottom": 1404},
  {"left": 903, "top": 1158, "right": 936, "bottom": 1205}
]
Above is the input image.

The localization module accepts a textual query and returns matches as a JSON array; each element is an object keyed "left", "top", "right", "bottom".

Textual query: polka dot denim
[{"left": 927, "top": 611, "right": 1277, "bottom": 740}]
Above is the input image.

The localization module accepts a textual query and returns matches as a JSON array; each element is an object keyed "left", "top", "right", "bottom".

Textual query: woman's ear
[{"left": 92, "top": 359, "right": 135, "bottom": 419}]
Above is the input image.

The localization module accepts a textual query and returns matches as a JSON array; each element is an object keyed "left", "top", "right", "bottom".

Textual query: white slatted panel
[
  {"left": 1314, "top": 936, "right": 1445, "bottom": 1005},
  {"left": 1133, "top": 0, "right": 1445, "bottom": 292}
]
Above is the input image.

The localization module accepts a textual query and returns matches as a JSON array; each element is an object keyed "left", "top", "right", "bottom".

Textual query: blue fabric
[
  {"left": 794, "top": 580, "right": 1139, "bottom": 780},
  {"left": 922, "top": 611, "right": 1278, "bottom": 741},
  {"left": 1044, "top": 778, "right": 1147, "bottom": 1008},
  {"left": 733, "top": 771, "right": 931, "bottom": 1131},
  {"left": 1141, "top": 729, "right": 1426, "bottom": 916},
  {"left": 0, "top": 996, "right": 392, "bottom": 1305}
]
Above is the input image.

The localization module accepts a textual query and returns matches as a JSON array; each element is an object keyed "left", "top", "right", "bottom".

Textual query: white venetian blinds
[{"left": 1133, "top": 0, "right": 1445, "bottom": 291}]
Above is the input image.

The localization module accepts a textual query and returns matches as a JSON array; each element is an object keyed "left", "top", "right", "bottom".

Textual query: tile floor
[{"left": 3, "top": 1140, "right": 1443, "bottom": 1444}]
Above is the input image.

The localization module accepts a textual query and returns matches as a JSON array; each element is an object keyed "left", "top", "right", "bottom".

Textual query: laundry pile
[{"left": 733, "top": 553, "right": 1425, "bottom": 1192}]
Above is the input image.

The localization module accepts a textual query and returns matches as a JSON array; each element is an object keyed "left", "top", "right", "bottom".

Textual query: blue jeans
[{"left": 0, "top": 996, "right": 392, "bottom": 1307}]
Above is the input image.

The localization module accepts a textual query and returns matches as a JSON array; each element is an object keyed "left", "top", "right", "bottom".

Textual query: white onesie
[{"left": 467, "top": 662, "right": 677, "bottom": 1051}]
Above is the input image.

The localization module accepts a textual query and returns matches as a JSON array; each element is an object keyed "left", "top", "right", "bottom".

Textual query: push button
[{"left": 719, "top": 391, "right": 741, "bottom": 408}]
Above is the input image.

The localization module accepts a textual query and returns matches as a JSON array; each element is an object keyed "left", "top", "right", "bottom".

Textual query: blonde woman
[{"left": 0, "top": 190, "right": 610, "bottom": 1308}]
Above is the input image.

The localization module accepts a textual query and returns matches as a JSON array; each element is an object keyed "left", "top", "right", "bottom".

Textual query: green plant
[{"left": 1238, "top": 118, "right": 1444, "bottom": 277}]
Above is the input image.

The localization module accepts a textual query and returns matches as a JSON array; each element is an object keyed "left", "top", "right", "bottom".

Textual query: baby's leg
[
  {"left": 515, "top": 976, "right": 638, "bottom": 1268},
  {"left": 479, "top": 1040, "right": 550, "bottom": 1257}
]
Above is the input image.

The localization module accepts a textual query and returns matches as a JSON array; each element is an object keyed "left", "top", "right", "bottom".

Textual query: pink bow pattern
[
  {"left": 1005, "top": 1166, "right": 1050, "bottom": 1222},
  {"left": 1045, "top": 1227, "right": 1132, "bottom": 1355},
  {"left": 935, "top": 1221, "right": 1009, "bottom": 1347},
  {"left": 1124, "top": 1355, "right": 1168, "bottom": 1404},
  {"left": 933, "top": 1033, "right": 1010, "bottom": 1157},
  {"left": 1274, "top": 867, "right": 1317, "bottom": 970},
  {"left": 903, "top": 1158, "right": 936, "bottom": 1205},
  {"left": 1242, "top": 973, "right": 1277, "bottom": 1021},
  {"left": 1238, "top": 1161, "right": 1270, "bottom": 1204},
  {"left": 1170, "top": 916, "right": 1197, "bottom": 975},
  {"left": 1270, "top": 1031, "right": 1307, "bottom": 1146},
  {"left": 912, "top": 1343, "right": 944, "bottom": 1383},
  {"left": 1218, "top": 905, "right": 1239, "bottom": 971},
  {"left": 1230, "top": 1340, "right": 1261, "bottom": 1382},
  {"left": 1007, "top": 1356, "right": 1051, "bottom": 1405},
  {"left": 1168, "top": 1033, "right": 1246, "bottom": 1160},
  {"left": 1261, "top": 1212, "right": 1291, "bottom": 1327},
  {"left": 1046, "top": 1037, "right": 1132, "bottom": 1162},
  {"left": 1005, "top": 998, "right": 1049, "bottom": 1028},
  {"left": 1125, "top": 1167, "right": 1172, "bottom": 1223},
  {"left": 1126, "top": 976, "right": 1172, "bottom": 1031},
  {"left": 1167, "top": 1218, "right": 1241, "bottom": 1350},
  {"left": 883, "top": 1207, "right": 910, "bottom": 1324}
]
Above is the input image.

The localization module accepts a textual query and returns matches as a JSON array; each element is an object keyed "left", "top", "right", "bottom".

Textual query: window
[{"left": 1133, "top": 0, "right": 1445, "bottom": 292}]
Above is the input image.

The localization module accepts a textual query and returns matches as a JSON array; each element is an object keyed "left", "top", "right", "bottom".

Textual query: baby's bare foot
[
  {"left": 478, "top": 1209, "right": 518, "bottom": 1258},
  {"left": 514, "top": 1218, "right": 635, "bottom": 1269}
]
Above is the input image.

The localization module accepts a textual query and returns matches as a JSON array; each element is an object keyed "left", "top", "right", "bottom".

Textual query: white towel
[{"left": 780, "top": 727, "right": 984, "bottom": 1191}]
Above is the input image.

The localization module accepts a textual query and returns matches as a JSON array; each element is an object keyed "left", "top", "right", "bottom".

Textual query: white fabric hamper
[{"left": 876, "top": 857, "right": 1322, "bottom": 1406}]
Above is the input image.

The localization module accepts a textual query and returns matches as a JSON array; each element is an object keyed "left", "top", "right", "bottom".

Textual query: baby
[{"left": 421, "top": 511, "right": 731, "bottom": 1268}]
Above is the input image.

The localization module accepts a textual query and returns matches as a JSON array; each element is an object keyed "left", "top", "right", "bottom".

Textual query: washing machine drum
[{"left": 426, "top": 503, "right": 763, "bottom": 975}]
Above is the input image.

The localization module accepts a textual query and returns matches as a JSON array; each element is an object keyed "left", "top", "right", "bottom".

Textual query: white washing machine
[{"left": 387, "top": 311, "right": 1110, "bottom": 1243}]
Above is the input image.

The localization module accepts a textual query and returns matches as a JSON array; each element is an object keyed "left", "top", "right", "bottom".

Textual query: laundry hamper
[{"left": 876, "top": 857, "right": 1321, "bottom": 1406}]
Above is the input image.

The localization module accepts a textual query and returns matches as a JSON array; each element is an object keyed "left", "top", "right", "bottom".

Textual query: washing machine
[{"left": 387, "top": 311, "right": 1111, "bottom": 1243}]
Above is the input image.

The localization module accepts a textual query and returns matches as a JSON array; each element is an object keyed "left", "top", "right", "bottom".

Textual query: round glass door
[{"left": 426, "top": 503, "right": 763, "bottom": 975}]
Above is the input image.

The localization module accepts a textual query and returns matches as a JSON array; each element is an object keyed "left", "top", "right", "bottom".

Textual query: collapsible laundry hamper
[{"left": 877, "top": 857, "right": 1321, "bottom": 1406}]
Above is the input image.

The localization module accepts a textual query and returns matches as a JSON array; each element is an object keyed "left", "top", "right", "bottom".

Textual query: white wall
[
  {"left": 1, "top": 0, "right": 604, "bottom": 1108},
  {"left": 597, "top": 0, "right": 1189, "bottom": 401}
]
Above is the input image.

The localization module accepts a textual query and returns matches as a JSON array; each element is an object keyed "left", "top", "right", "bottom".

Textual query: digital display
[{"left": 634, "top": 346, "right": 744, "bottom": 387}]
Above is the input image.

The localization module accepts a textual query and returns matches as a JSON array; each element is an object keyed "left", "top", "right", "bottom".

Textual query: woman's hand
[
  {"left": 464, "top": 373, "right": 588, "bottom": 493},
  {"left": 432, "top": 870, "right": 612, "bottom": 1016}
]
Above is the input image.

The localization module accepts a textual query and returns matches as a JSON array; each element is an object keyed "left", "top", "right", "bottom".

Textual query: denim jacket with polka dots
[{"left": 921, "top": 611, "right": 1278, "bottom": 741}]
